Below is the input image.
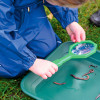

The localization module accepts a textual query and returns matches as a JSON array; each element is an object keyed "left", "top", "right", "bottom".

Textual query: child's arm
[
  {"left": 44, "top": 2, "right": 86, "bottom": 42},
  {"left": 0, "top": 0, "right": 37, "bottom": 78},
  {"left": 44, "top": 1, "right": 78, "bottom": 29},
  {"left": 0, "top": 0, "right": 58, "bottom": 78}
]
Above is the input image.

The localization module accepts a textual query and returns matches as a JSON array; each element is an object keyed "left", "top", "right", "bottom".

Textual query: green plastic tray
[{"left": 21, "top": 41, "right": 100, "bottom": 100}]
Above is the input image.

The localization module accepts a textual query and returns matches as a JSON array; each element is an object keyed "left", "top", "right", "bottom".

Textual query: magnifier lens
[{"left": 72, "top": 43, "right": 94, "bottom": 55}]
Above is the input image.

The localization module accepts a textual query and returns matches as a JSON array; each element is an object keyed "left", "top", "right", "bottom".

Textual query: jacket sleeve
[
  {"left": 0, "top": 0, "right": 36, "bottom": 78},
  {"left": 44, "top": 1, "right": 78, "bottom": 29}
]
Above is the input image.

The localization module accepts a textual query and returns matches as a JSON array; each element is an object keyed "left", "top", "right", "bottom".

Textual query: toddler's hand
[
  {"left": 66, "top": 22, "right": 86, "bottom": 42},
  {"left": 29, "top": 58, "right": 58, "bottom": 79}
]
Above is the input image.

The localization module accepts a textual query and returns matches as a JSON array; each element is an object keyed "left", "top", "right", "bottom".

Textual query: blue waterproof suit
[{"left": 0, "top": 0, "right": 78, "bottom": 78}]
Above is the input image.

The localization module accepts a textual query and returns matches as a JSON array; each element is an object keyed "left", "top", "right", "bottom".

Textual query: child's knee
[
  {"left": 39, "top": 41, "right": 57, "bottom": 58},
  {"left": 0, "top": 65, "right": 26, "bottom": 78},
  {"left": 27, "top": 39, "right": 57, "bottom": 58}
]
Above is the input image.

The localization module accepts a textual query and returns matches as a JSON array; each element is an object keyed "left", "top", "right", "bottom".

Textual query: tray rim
[{"left": 20, "top": 41, "right": 100, "bottom": 100}]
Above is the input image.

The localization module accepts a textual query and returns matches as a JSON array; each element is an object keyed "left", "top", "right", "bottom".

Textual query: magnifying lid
[{"left": 53, "top": 40, "right": 97, "bottom": 67}]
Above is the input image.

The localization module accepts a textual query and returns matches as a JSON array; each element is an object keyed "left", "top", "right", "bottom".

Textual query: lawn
[{"left": 0, "top": 0, "right": 100, "bottom": 100}]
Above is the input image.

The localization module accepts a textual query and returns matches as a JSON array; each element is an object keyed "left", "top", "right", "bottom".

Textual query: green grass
[{"left": 0, "top": 0, "right": 100, "bottom": 99}]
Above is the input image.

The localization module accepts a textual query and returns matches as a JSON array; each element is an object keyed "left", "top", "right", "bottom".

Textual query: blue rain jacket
[{"left": 0, "top": 0, "right": 78, "bottom": 78}]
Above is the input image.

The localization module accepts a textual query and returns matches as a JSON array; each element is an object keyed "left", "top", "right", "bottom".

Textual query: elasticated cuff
[
  {"left": 23, "top": 55, "right": 37, "bottom": 71},
  {"left": 21, "top": 47, "right": 37, "bottom": 71},
  {"left": 61, "top": 8, "right": 79, "bottom": 29}
]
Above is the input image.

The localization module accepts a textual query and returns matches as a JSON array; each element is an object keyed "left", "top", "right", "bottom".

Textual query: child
[{"left": 0, "top": 0, "right": 86, "bottom": 79}]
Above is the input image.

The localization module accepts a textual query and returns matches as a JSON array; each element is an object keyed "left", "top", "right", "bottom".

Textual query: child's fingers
[
  {"left": 52, "top": 63, "right": 58, "bottom": 72},
  {"left": 75, "top": 32, "right": 81, "bottom": 42},
  {"left": 46, "top": 72, "right": 52, "bottom": 77},
  {"left": 71, "top": 34, "right": 76, "bottom": 42},
  {"left": 81, "top": 31, "right": 86, "bottom": 41},
  {"left": 41, "top": 74, "right": 48, "bottom": 79},
  {"left": 49, "top": 67, "right": 55, "bottom": 74}
]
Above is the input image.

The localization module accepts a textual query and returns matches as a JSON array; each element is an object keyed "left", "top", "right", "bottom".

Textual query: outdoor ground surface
[{"left": 0, "top": 0, "right": 100, "bottom": 100}]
